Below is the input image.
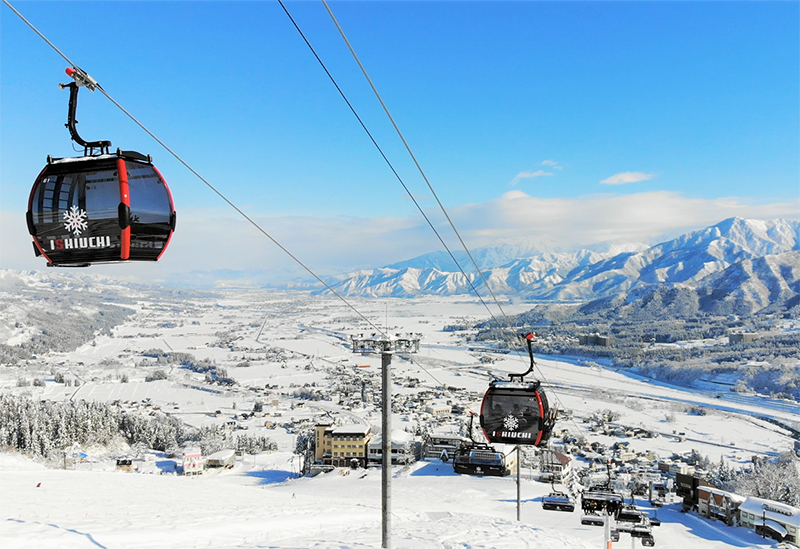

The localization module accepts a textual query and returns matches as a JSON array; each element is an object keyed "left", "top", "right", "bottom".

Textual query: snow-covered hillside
[
  {"left": 332, "top": 218, "right": 800, "bottom": 313},
  {"left": 0, "top": 450, "right": 783, "bottom": 549}
]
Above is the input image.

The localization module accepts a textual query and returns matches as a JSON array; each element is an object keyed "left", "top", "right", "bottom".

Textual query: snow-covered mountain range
[{"left": 331, "top": 218, "right": 800, "bottom": 313}]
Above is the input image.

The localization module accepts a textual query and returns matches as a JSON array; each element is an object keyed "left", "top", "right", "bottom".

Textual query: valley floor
[{"left": 1, "top": 290, "right": 797, "bottom": 548}]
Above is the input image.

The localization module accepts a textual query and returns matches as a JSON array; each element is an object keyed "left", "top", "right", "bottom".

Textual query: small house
[
  {"left": 697, "top": 486, "right": 744, "bottom": 525},
  {"left": 206, "top": 449, "right": 235, "bottom": 469},
  {"left": 182, "top": 447, "right": 204, "bottom": 476},
  {"left": 728, "top": 332, "right": 758, "bottom": 345},
  {"left": 424, "top": 431, "right": 471, "bottom": 460},
  {"left": 424, "top": 403, "right": 451, "bottom": 417},
  {"left": 539, "top": 449, "right": 572, "bottom": 481},
  {"left": 367, "top": 430, "right": 420, "bottom": 466},
  {"left": 115, "top": 458, "right": 134, "bottom": 472}
]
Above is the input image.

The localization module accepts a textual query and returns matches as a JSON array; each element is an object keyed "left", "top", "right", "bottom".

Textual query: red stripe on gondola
[
  {"left": 534, "top": 390, "right": 544, "bottom": 446},
  {"left": 32, "top": 237, "right": 52, "bottom": 263},
  {"left": 479, "top": 392, "right": 491, "bottom": 442},
  {"left": 117, "top": 158, "right": 130, "bottom": 260},
  {"left": 151, "top": 164, "right": 174, "bottom": 260}
]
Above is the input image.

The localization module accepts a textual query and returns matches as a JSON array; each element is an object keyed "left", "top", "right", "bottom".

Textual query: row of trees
[
  {"left": 196, "top": 425, "right": 277, "bottom": 455},
  {"left": 0, "top": 395, "right": 276, "bottom": 461},
  {"left": 470, "top": 301, "right": 800, "bottom": 399},
  {"left": 700, "top": 452, "right": 800, "bottom": 507}
]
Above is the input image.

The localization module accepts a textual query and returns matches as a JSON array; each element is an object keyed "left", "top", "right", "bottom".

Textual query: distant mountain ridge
[{"left": 330, "top": 218, "right": 800, "bottom": 314}]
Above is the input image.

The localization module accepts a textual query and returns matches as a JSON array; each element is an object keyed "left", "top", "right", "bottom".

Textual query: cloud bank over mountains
[{"left": 1, "top": 190, "right": 797, "bottom": 285}]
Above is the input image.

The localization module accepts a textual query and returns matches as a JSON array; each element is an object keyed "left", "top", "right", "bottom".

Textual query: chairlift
[
  {"left": 580, "top": 489, "right": 624, "bottom": 517},
  {"left": 479, "top": 333, "right": 556, "bottom": 446},
  {"left": 648, "top": 515, "right": 661, "bottom": 527},
  {"left": 452, "top": 412, "right": 510, "bottom": 477},
  {"left": 542, "top": 491, "right": 576, "bottom": 512},
  {"left": 580, "top": 514, "right": 605, "bottom": 527},
  {"left": 27, "top": 68, "right": 175, "bottom": 267},
  {"left": 542, "top": 481, "right": 575, "bottom": 512},
  {"left": 633, "top": 524, "right": 655, "bottom": 547},
  {"left": 617, "top": 505, "right": 647, "bottom": 523}
]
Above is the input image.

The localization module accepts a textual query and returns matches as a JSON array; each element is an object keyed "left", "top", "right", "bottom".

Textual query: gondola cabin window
[
  {"left": 85, "top": 170, "right": 120, "bottom": 221},
  {"left": 127, "top": 163, "right": 171, "bottom": 224}
]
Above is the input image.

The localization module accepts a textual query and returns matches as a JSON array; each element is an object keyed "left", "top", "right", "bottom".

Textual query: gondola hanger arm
[
  {"left": 507, "top": 332, "right": 537, "bottom": 383},
  {"left": 58, "top": 67, "right": 110, "bottom": 155}
]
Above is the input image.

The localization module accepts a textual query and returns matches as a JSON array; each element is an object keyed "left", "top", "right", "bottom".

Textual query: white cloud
[
  {"left": 541, "top": 160, "right": 563, "bottom": 171},
  {"left": 600, "top": 172, "right": 655, "bottom": 185},
  {"left": 510, "top": 170, "right": 554, "bottom": 186},
  {"left": 444, "top": 190, "right": 799, "bottom": 249}
]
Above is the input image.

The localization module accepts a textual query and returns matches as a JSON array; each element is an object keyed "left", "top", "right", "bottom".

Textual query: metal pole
[
  {"left": 381, "top": 348, "right": 392, "bottom": 549},
  {"left": 516, "top": 445, "right": 521, "bottom": 521},
  {"left": 604, "top": 512, "right": 611, "bottom": 549}
]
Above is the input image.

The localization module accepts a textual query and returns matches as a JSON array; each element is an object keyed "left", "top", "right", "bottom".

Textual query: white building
[
  {"left": 206, "top": 449, "right": 235, "bottom": 469},
  {"left": 182, "top": 448, "right": 204, "bottom": 476},
  {"left": 738, "top": 496, "right": 800, "bottom": 546},
  {"left": 424, "top": 402, "right": 451, "bottom": 417},
  {"left": 367, "top": 430, "right": 420, "bottom": 465},
  {"left": 697, "top": 486, "right": 745, "bottom": 525}
]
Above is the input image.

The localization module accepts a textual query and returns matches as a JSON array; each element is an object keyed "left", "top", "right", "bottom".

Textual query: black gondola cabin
[
  {"left": 27, "top": 150, "right": 175, "bottom": 267},
  {"left": 479, "top": 380, "right": 554, "bottom": 446}
]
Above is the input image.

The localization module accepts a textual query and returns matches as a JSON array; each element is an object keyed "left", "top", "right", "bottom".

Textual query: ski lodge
[{"left": 738, "top": 497, "right": 800, "bottom": 546}]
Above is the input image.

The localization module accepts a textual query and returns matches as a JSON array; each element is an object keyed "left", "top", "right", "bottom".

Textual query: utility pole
[
  {"left": 516, "top": 445, "right": 521, "bottom": 521},
  {"left": 381, "top": 348, "right": 392, "bottom": 549},
  {"left": 351, "top": 332, "right": 421, "bottom": 549}
]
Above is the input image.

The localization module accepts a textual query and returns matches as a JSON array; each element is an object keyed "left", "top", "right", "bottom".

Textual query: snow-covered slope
[{"left": 696, "top": 249, "right": 800, "bottom": 315}]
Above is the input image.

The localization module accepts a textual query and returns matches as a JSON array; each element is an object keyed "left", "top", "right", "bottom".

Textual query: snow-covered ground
[
  {"left": 0, "top": 450, "right": 782, "bottom": 549},
  {"left": 1, "top": 289, "right": 796, "bottom": 548}
]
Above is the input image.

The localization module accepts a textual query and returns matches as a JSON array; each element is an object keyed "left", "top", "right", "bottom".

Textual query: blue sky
[{"left": 1, "top": 1, "right": 798, "bottom": 283}]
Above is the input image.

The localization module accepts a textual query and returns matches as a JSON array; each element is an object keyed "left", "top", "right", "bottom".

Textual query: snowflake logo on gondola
[
  {"left": 503, "top": 414, "right": 519, "bottom": 431},
  {"left": 63, "top": 205, "right": 88, "bottom": 236}
]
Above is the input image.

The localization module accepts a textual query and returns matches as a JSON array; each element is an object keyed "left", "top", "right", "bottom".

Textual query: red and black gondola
[
  {"left": 479, "top": 333, "right": 556, "bottom": 447},
  {"left": 26, "top": 68, "right": 175, "bottom": 267},
  {"left": 27, "top": 151, "right": 175, "bottom": 267}
]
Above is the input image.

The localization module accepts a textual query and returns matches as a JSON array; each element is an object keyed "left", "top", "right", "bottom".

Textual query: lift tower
[{"left": 351, "top": 333, "right": 421, "bottom": 549}]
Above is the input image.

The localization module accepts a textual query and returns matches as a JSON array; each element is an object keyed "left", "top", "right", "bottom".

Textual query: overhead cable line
[
  {"left": 280, "top": 1, "right": 549, "bottom": 401},
  {"left": 1, "top": 0, "right": 387, "bottom": 340},
  {"left": 318, "top": 1, "right": 586, "bottom": 440},
  {"left": 320, "top": 0, "right": 510, "bottom": 322},
  {"left": 278, "top": 0, "right": 517, "bottom": 392},
  {"left": 277, "top": 0, "right": 499, "bottom": 326}
]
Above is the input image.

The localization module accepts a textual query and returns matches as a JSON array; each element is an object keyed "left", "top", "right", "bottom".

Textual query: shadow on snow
[
  {"left": 245, "top": 469, "right": 296, "bottom": 485},
  {"left": 410, "top": 461, "right": 459, "bottom": 477}
]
